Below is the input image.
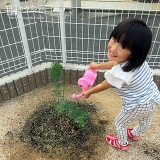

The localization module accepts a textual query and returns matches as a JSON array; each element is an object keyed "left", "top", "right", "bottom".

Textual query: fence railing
[{"left": 0, "top": 0, "right": 160, "bottom": 102}]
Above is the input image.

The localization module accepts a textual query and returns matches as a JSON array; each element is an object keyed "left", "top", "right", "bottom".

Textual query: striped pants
[{"left": 115, "top": 100, "right": 158, "bottom": 145}]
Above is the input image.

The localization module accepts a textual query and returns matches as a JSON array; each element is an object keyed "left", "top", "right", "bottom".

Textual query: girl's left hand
[{"left": 82, "top": 91, "right": 91, "bottom": 98}]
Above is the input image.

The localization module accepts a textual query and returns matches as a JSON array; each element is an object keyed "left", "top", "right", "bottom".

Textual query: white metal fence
[{"left": 0, "top": 0, "right": 160, "bottom": 82}]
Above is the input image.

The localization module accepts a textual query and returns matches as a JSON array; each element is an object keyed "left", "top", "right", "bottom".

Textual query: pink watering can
[{"left": 72, "top": 67, "right": 97, "bottom": 99}]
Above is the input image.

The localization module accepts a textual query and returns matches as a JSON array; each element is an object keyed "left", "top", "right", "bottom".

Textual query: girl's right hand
[{"left": 89, "top": 62, "right": 99, "bottom": 70}]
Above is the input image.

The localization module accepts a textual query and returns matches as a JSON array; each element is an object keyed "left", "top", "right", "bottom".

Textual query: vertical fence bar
[
  {"left": 71, "top": 0, "right": 81, "bottom": 15},
  {"left": 59, "top": 0, "right": 67, "bottom": 67},
  {"left": 13, "top": 0, "right": 32, "bottom": 72}
]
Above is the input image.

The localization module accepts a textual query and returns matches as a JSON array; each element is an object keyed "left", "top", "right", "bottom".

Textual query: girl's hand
[
  {"left": 89, "top": 62, "right": 99, "bottom": 70},
  {"left": 82, "top": 91, "right": 91, "bottom": 98},
  {"left": 82, "top": 80, "right": 112, "bottom": 99},
  {"left": 89, "top": 61, "right": 116, "bottom": 70}
]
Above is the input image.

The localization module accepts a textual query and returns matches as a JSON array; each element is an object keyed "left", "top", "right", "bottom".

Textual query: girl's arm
[
  {"left": 89, "top": 61, "right": 116, "bottom": 70},
  {"left": 82, "top": 80, "right": 111, "bottom": 98}
]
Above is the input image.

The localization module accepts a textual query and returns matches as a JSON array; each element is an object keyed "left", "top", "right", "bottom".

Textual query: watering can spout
[{"left": 72, "top": 93, "right": 83, "bottom": 99}]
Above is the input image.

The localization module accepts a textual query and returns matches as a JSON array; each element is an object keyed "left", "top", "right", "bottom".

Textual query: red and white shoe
[
  {"left": 106, "top": 135, "right": 130, "bottom": 151},
  {"left": 127, "top": 128, "right": 140, "bottom": 141}
]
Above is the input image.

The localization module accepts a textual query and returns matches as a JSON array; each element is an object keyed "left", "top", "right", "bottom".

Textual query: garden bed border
[{"left": 0, "top": 63, "right": 160, "bottom": 103}]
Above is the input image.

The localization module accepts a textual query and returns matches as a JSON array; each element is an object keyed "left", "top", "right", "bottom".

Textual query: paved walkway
[
  {"left": 0, "top": 0, "right": 158, "bottom": 11},
  {"left": 46, "top": 0, "right": 152, "bottom": 11},
  {"left": 0, "top": 0, "right": 38, "bottom": 10}
]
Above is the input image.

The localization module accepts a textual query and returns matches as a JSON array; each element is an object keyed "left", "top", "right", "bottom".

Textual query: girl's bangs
[{"left": 113, "top": 33, "right": 131, "bottom": 50}]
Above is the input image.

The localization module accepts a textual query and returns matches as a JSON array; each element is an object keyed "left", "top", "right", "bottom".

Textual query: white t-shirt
[{"left": 104, "top": 61, "right": 160, "bottom": 112}]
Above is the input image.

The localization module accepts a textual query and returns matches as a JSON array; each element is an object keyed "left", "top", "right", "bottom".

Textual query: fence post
[
  {"left": 38, "top": 0, "right": 45, "bottom": 6},
  {"left": 13, "top": 0, "right": 32, "bottom": 72},
  {"left": 71, "top": 0, "right": 81, "bottom": 15},
  {"left": 59, "top": 0, "right": 67, "bottom": 67}
]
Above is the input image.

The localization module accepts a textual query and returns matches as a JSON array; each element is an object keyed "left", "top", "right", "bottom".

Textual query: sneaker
[
  {"left": 106, "top": 135, "right": 130, "bottom": 151},
  {"left": 127, "top": 128, "right": 140, "bottom": 141}
]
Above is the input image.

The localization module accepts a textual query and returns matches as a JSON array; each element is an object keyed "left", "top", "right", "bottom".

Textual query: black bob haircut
[{"left": 109, "top": 18, "right": 152, "bottom": 72}]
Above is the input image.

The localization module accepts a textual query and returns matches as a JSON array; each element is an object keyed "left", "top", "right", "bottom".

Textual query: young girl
[{"left": 82, "top": 18, "right": 160, "bottom": 151}]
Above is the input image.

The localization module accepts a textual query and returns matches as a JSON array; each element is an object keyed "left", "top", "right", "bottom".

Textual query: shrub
[{"left": 49, "top": 62, "right": 91, "bottom": 127}]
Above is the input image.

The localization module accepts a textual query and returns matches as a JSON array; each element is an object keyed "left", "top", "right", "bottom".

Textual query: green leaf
[
  {"left": 50, "top": 62, "right": 64, "bottom": 101},
  {"left": 50, "top": 62, "right": 63, "bottom": 83},
  {"left": 57, "top": 103, "right": 65, "bottom": 113}
]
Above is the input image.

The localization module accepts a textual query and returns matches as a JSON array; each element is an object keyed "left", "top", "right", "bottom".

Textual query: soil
[{"left": 0, "top": 84, "right": 160, "bottom": 160}]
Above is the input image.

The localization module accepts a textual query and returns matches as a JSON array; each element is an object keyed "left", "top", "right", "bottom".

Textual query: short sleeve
[{"left": 104, "top": 64, "right": 134, "bottom": 89}]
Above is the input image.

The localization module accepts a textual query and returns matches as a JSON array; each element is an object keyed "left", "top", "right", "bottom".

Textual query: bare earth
[{"left": 0, "top": 84, "right": 160, "bottom": 160}]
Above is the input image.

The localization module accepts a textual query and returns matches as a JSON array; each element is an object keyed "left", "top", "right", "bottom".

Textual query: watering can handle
[{"left": 88, "top": 66, "right": 97, "bottom": 72}]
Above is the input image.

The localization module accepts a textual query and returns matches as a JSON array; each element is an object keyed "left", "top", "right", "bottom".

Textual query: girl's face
[{"left": 107, "top": 37, "right": 131, "bottom": 64}]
